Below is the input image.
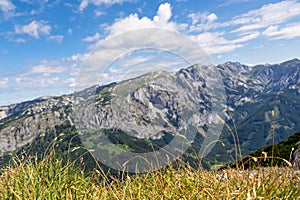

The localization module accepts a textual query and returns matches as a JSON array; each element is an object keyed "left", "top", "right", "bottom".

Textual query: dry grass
[{"left": 0, "top": 155, "right": 299, "bottom": 200}]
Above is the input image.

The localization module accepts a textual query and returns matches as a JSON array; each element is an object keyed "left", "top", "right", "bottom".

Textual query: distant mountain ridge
[
  {"left": 211, "top": 58, "right": 300, "bottom": 165},
  {"left": 1, "top": 58, "right": 300, "bottom": 169}
]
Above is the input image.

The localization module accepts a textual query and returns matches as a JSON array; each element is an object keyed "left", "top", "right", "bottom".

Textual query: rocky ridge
[{"left": 0, "top": 59, "right": 300, "bottom": 163}]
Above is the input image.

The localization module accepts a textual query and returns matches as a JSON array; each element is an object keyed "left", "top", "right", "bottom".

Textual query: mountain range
[{"left": 1, "top": 58, "right": 300, "bottom": 170}]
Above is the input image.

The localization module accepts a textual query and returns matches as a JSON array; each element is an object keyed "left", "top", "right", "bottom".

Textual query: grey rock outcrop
[
  {"left": 292, "top": 141, "right": 300, "bottom": 170},
  {"left": 1, "top": 58, "right": 300, "bottom": 160}
]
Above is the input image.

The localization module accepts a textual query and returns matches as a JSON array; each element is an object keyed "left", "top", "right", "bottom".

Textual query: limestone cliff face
[
  {"left": 0, "top": 97, "right": 72, "bottom": 155},
  {"left": 1, "top": 59, "right": 300, "bottom": 158}
]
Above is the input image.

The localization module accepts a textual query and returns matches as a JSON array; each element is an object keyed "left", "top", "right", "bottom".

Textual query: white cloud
[
  {"left": 15, "top": 20, "right": 51, "bottom": 39},
  {"left": 190, "top": 31, "right": 259, "bottom": 54},
  {"left": 231, "top": 0, "right": 300, "bottom": 33},
  {"left": 79, "top": 0, "right": 89, "bottom": 11},
  {"left": 95, "top": 10, "right": 105, "bottom": 17},
  {"left": 188, "top": 12, "right": 219, "bottom": 32},
  {"left": 231, "top": 31, "right": 260, "bottom": 43},
  {"left": 262, "top": 25, "right": 278, "bottom": 36},
  {"left": 64, "top": 77, "right": 76, "bottom": 87},
  {"left": 191, "top": 32, "right": 260, "bottom": 54},
  {"left": 207, "top": 13, "right": 218, "bottom": 23},
  {"left": 219, "top": 0, "right": 252, "bottom": 7},
  {"left": 153, "top": 2, "right": 172, "bottom": 23},
  {"left": 89, "top": 2, "right": 260, "bottom": 64},
  {"left": 104, "top": 3, "right": 179, "bottom": 36},
  {"left": 79, "top": 0, "right": 132, "bottom": 12},
  {"left": 0, "top": 0, "right": 14, "bottom": 11},
  {"left": 185, "top": 1, "right": 300, "bottom": 54},
  {"left": 4, "top": 1, "right": 300, "bottom": 105},
  {"left": 188, "top": 1, "right": 300, "bottom": 34},
  {"left": 1, "top": 53, "right": 85, "bottom": 105},
  {"left": 9, "top": 38, "right": 26, "bottom": 43},
  {"left": 67, "top": 28, "right": 73, "bottom": 35},
  {"left": 188, "top": 12, "right": 203, "bottom": 25},
  {"left": 0, "top": 0, "right": 16, "bottom": 19},
  {"left": 26, "top": 62, "right": 66, "bottom": 76},
  {"left": 11, "top": 1, "right": 273, "bottom": 95},
  {"left": 48, "top": 35, "right": 64, "bottom": 44},
  {"left": 0, "top": 77, "right": 8, "bottom": 88},
  {"left": 190, "top": 32, "right": 243, "bottom": 54},
  {"left": 66, "top": 53, "right": 87, "bottom": 63},
  {"left": 105, "top": 14, "right": 155, "bottom": 34},
  {"left": 188, "top": 12, "right": 217, "bottom": 25},
  {"left": 77, "top": 26, "right": 213, "bottom": 89},
  {"left": 15, "top": 76, "right": 61, "bottom": 88},
  {"left": 83, "top": 32, "right": 100, "bottom": 42},
  {"left": 262, "top": 23, "right": 300, "bottom": 40},
  {"left": 137, "top": 7, "right": 142, "bottom": 14},
  {"left": 252, "top": 45, "right": 264, "bottom": 50},
  {"left": 8, "top": 54, "right": 85, "bottom": 91}
]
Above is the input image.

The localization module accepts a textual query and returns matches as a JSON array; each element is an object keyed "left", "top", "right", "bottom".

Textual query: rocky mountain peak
[
  {"left": 0, "top": 59, "right": 300, "bottom": 167},
  {"left": 280, "top": 58, "right": 300, "bottom": 66}
]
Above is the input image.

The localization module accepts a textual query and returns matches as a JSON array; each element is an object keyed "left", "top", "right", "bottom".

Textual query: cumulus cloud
[
  {"left": 3, "top": 1, "right": 300, "bottom": 106},
  {"left": 81, "top": 2, "right": 194, "bottom": 86},
  {"left": 76, "top": 27, "right": 214, "bottom": 90},
  {"left": 103, "top": 3, "right": 179, "bottom": 36},
  {"left": 153, "top": 2, "right": 172, "bottom": 23},
  {"left": 96, "top": 3, "right": 260, "bottom": 56},
  {"left": 15, "top": 20, "right": 51, "bottom": 39}
]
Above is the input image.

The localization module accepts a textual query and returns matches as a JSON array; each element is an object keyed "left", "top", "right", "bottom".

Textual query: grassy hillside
[
  {"left": 217, "top": 89, "right": 300, "bottom": 159},
  {"left": 233, "top": 131, "right": 300, "bottom": 168},
  {"left": 0, "top": 154, "right": 299, "bottom": 199}
]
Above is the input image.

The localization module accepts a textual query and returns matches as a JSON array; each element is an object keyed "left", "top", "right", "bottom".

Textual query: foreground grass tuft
[
  {"left": 1, "top": 156, "right": 300, "bottom": 199},
  {"left": 0, "top": 156, "right": 105, "bottom": 199}
]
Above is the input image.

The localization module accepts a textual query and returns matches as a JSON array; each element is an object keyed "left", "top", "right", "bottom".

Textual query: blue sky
[{"left": 0, "top": 0, "right": 300, "bottom": 105}]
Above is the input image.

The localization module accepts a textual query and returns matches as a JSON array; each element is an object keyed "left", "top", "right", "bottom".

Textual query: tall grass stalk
[
  {"left": 217, "top": 115, "right": 240, "bottom": 169},
  {"left": 1, "top": 154, "right": 299, "bottom": 199}
]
